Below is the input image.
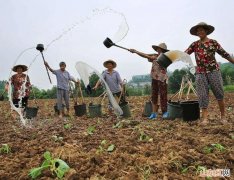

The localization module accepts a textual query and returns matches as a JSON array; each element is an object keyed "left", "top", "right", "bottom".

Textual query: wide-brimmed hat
[
  {"left": 12, "top": 65, "right": 28, "bottom": 72},
  {"left": 152, "top": 43, "right": 169, "bottom": 53},
  {"left": 103, "top": 60, "right": 117, "bottom": 68},
  {"left": 190, "top": 22, "right": 215, "bottom": 36}
]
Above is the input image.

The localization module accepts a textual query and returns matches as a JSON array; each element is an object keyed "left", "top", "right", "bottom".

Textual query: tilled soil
[{"left": 0, "top": 94, "right": 233, "bottom": 180}]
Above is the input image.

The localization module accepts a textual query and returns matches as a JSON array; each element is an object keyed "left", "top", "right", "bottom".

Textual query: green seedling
[
  {"left": 107, "top": 144, "right": 115, "bottom": 152},
  {"left": 203, "top": 146, "right": 213, "bottom": 154},
  {"left": 51, "top": 135, "right": 63, "bottom": 142},
  {"left": 211, "top": 143, "right": 226, "bottom": 152},
  {"left": 112, "top": 121, "right": 123, "bottom": 129},
  {"left": 64, "top": 123, "right": 72, "bottom": 130},
  {"left": 181, "top": 167, "right": 189, "bottom": 174},
  {"left": 196, "top": 165, "right": 207, "bottom": 175},
  {"left": 203, "top": 143, "right": 226, "bottom": 154},
  {"left": 29, "top": 151, "right": 70, "bottom": 179},
  {"left": 0, "top": 144, "right": 11, "bottom": 154},
  {"left": 97, "top": 140, "right": 115, "bottom": 154},
  {"left": 139, "top": 131, "right": 153, "bottom": 142},
  {"left": 87, "top": 125, "right": 96, "bottom": 135}
]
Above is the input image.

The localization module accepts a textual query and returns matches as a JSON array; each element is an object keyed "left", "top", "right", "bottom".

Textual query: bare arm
[
  {"left": 93, "top": 80, "right": 102, "bottom": 90},
  {"left": 44, "top": 61, "right": 54, "bottom": 73},
  {"left": 129, "top": 49, "right": 157, "bottom": 61}
]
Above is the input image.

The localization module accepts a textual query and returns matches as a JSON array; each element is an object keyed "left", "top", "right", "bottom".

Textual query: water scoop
[
  {"left": 36, "top": 44, "right": 52, "bottom": 84},
  {"left": 103, "top": 37, "right": 130, "bottom": 51},
  {"left": 156, "top": 50, "right": 192, "bottom": 69}
]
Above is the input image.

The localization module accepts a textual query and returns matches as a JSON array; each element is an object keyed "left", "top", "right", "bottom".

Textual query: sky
[{"left": 0, "top": 0, "right": 233, "bottom": 89}]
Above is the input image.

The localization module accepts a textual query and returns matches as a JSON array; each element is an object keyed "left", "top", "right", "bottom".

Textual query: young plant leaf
[{"left": 107, "top": 144, "right": 115, "bottom": 152}]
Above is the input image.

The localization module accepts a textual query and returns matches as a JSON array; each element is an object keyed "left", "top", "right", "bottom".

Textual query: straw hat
[
  {"left": 190, "top": 22, "right": 215, "bottom": 36},
  {"left": 12, "top": 65, "right": 28, "bottom": 72},
  {"left": 152, "top": 43, "right": 169, "bottom": 53},
  {"left": 103, "top": 60, "right": 117, "bottom": 68}
]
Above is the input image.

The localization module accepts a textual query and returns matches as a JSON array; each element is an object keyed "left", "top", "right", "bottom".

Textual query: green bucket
[
  {"left": 167, "top": 101, "right": 183, "bottom": 119},
  {"left": 25, "top": 107, "right": 39, "bottom": 119},
  {"left": 119, "top": 102, "right": 131, "bottom": 118},
  {"left": 88, "top": 104, "right": 102, "bottom": 118},
  {"left": 143, "top": 101, "right": 152, "bottom": 117}
]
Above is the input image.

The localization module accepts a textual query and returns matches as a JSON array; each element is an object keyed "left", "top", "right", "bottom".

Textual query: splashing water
[
  {"left": 9, "top": 7, "right": 128, "bottom": 126},
  {"left": 7, "top": 47, "right": 38, "bottom": 126},
  {"left": 75, "top": 61, "right": 123, "bottom": 117},
  {"left": 45, "top": 7, "right": 129, "bottom": 51},
  {"left": 7, "top": 78, "right": 28, "bottom": 126},
  {"left": 165, "top": 50, "right": 195, "bottom": 74}
]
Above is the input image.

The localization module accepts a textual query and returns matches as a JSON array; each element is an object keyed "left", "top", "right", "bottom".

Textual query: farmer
[
  {"left": 129, "top": 43, "right": 169, "bottom": 119},
  {"left": 44, "top": 61, "right": 80, "bottom": 118},
  {"left": 185, "top": 22, "right": 234, "bottom": 124},
  {"left": 5, "top": 65, "right": 31, "bottom": 109},
  {"left": 93, "top": 60, "right": 124, "bottom": 114}
]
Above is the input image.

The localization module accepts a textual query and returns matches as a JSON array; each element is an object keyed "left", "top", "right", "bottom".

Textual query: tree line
[{"left": 0, "top": 63, "right": 233, "bottom": 99}]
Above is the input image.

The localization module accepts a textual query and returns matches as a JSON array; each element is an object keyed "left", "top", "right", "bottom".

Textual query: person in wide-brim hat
[
  {"left": 129, "top": 43, "right": 169, "bottom": 120},
  {"left": 103, "top": 60, "right": 117, "bottom": 68},
  {"left": 185, "top": 22, "right": 234, "bottom": 125},
  {"left": 152, "top": 43, "right": 169, "bottom": 53},
  {"left": 12, "top": 65, "right": 28, "bottom": 72},
  {"left": 190, "top": 22, "right": 215, "bottom": 36}
]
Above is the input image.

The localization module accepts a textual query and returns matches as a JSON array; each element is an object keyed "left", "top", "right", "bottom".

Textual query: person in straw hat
[
  {"left": 93, "top": 60, "right": 124, "bottom": 114},
  {"left": 185, "top": 22, "right": 234, "bottom": 124},
  {"left": 5, "top": 65, "right": 31, "bottom": 109},
  {"left": 129, "top": 43, "right": 169, "bottom": 119}
]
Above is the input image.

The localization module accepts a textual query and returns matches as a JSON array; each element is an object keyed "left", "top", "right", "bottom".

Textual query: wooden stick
[
  {"left": 78, "top": 83, "right": 84, "bottom": 104},
  {"left": 40, "top": 52, "right": 52, "bottom": 84}
]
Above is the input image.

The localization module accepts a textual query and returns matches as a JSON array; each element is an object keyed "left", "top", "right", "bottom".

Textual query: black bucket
[
  {"left": 180, "top": 101, "right": 200, "bottom": 121},
  {"left": 54, "top": 104, "right": 65, "bottom": 115},
  {"left": 25, "top": 107, "right": 38, "bottom": 119},
  {"left": 143, "top": 101, "right": 152, "bottom": 117},
  {"left": 103, "top": 37, "right": 114, "bottom": 48},
  {"left": 88, "top": 104, "right": 102, "bottom": 118},
  {"left": 74, "top": 104, "right": 87, "bottom": 117},
  {"left": 167, "top": 101, "right": 183, "bottom": 119},
  {"left": 119, "top": 102, "right": 131, "bottom": 118},
  {"left": 0, "top": 95, "right": 4, "bottom": 101},
  {"left": 36, "top": 44, "right": 44, "bottom": 52},
  {"left": 156, "top": 53, "right": 172, "bottom": 69}
]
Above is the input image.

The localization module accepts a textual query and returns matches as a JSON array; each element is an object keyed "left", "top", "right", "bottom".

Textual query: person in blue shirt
[{"left": 44, "top": 61, "right": 80, "bottom": 118}]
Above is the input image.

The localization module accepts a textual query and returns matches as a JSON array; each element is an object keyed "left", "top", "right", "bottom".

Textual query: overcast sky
[{"left": 0, "top": 0, "right": 233, "bottom": 89}]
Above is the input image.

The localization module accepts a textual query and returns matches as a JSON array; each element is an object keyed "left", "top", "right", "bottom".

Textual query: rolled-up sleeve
[
  {"left": 68, "top": 73, "right": 76, "bottom": 82},
  {"left": 185, "top": 42, "right": 195, "bottom": 55},
  {"left": 214, "top": 40, "right": 231, "bottom": 59}
]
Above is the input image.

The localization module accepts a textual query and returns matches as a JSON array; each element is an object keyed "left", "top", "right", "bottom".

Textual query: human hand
[{"left": 92, "top": 86, "right": 98, "bottom": 91}]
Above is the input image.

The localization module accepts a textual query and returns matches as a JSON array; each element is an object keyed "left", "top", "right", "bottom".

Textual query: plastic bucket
[
  {"left": 0, "top": 95, "right": 4, "bottom": 101},
  {"left": 143, "top": 101, "right": 152, "bottom": 117},
  {"left": 25, "top": 107, "right": 38, "bottom": 119},
  {"left": 103, "top": 37, "right": 114, "bottom": 48},
  {"left": 167, "top": 101, "right": 183, "bottom": 119},
  {"left": 180, "top": 101, "right": 200, "bottom": 121},
  {"left": 74, "top": 104, "right": 87, "bottom": 117},
  {"left": 119, "top": 102, "right": 131, "bottom": 118},
  {"left": 156, "top": 53, "right": 172, "bottom": 69},
  {"left": 54, "top": 104, "right": 65, "bottom": 115},
  {"left": 88, "top": 104, "right": 102, "bottom": 118}
]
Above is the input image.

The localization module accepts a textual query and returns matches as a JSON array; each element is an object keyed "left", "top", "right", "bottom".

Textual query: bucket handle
[
  {"left": 69, "top": 82, "right": 78, "bottom": 105},
  {"left": 78, "top": 83, "right": 85, "bottom": 104}
]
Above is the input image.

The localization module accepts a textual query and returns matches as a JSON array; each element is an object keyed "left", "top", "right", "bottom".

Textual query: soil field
[{"left": 0, "top": 93, "right": 233, "bottom": 180}]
